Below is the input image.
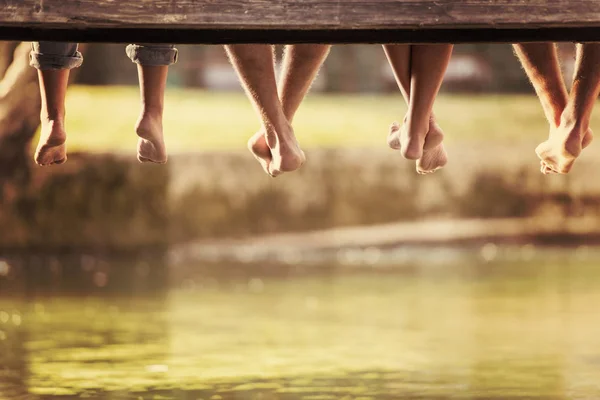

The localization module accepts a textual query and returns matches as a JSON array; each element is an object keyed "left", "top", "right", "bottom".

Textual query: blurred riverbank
[
  {"left": 4, "top": 89, "right": 600, "bottom": 251},
  {"left": 1, "top": 141, "right": 600, "bottom": 251}
]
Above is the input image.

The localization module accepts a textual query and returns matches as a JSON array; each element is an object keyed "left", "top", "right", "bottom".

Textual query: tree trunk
[
  {"left": 0, "top": 41, "right": 18, "bottom": 77},
  {"left": 0, "top": 42, "right": 86, "bottom": 201},
  {"left": 0, "top": 42, "right": 40, "bottom": 192}
]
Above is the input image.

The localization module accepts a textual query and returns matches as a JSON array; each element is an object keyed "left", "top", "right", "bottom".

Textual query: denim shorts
[{"left": 30, "top": 42, "right": 178, "bottom": 70}]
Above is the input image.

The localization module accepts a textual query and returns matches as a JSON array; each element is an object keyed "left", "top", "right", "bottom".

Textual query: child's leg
[
  {"left": 225, "top": 44, "right": 305, "bottom": 177},
  {"left": 126, "top": 44, "right": 177, "bottom": 164},
  {"left": 248, "top": 44, "right": 330, "bottom": 175},
  {"left": 30, "top": 42, "right": 83, "bottom": 166},
  {"left": 535, "top": 43, "right": 600, "bottom": 174},
  {"left": 382, "top": 44, "right": 449, "bottom": 174},
  {"left": 401, "top": 44, "right": 453, "bottom": 161},
  {"left": 134, "top": 64, "right": 169, "bottom": 164}
]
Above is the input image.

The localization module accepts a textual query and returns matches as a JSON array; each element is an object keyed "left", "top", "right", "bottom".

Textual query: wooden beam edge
[{"left": 1, "top": 27, "right": 599, "bottom": 44}]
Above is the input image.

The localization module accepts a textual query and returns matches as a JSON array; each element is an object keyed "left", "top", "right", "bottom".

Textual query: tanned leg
[
  {"left": 135, "top": 64, "right": 169, "bottom": 164},
  {"left": 383, "top": 44, "right": 451, "bottom": 174},
  {"left": 248, "top": 44, "right": 331, "bottom": 174},
  {"left": 535, "top": 43, "right": 600, "bottom": 174},
  {"left": 513, "top": 43, "right": 569, "bottom": 127},
  {"left": 226, "top": 44, "right": 305, "bottom": 176},
  {"left": 513, "top": 43, "right": 593, "bottom": 174},
  {"left": 401, "top": 44, "right": 453, "bottom": 161},
  {"left": 279, "top": 44, "right": 331, "bottom": 122},
  {"left": 35, "top": 69, "right": 69, "bottom": 166}
]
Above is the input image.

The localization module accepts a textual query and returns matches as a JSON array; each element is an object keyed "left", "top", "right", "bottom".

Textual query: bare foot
[
  {"left": 248, "top": 131, "right": 273, "bottom": 176},
  {"left": 537, "top": 123, "right": 593, "bottom": 174},
  {"left": 248, "top": 124, "right": 306, "bottom": 177},
  {"left": 35, "top": 119, "right": 67, "bottom": 166},
  {"left": 136, "top": 113, "right": 167, "bottom": 164},
  {"left": 387, "top": 121, "right": 402, "bottom": 150},
  {"left": 416, "top": 120, "right": 447, "bottom": 174},
  {"left": 541, "top": 128, "right": 593, "bottom": 174},
  {"left": 389, "top": 117, "right": 447, "bottom": 174},
  {"left": 397, "top": 118, "right": 429, "bottom": 160}
]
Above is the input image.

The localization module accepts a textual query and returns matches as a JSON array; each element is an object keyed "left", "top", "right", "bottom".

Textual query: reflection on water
[{"left": 1, "top": 247, "right": 600, "bottom": 399}]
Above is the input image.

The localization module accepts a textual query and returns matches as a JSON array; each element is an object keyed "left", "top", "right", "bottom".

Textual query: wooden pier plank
[{"left": 0, "top": 0, "right": 599, "bottom": 43}]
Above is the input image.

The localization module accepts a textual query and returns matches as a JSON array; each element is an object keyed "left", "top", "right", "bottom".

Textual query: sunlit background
[{"left": 1, "top": 42, "right": 600, "bottom": 399}]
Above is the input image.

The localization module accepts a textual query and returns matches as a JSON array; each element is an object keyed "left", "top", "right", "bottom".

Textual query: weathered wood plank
[
  {"left": 2, "top": 0, "right": 600, "bottom": 29},
  {"left": 0, "top": 0, "right": 599, "bottom": 43}
]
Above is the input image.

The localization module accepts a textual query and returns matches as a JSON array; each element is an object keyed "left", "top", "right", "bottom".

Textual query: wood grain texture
[{"left": 0, "top": 0, "right": 599, "bottom": 43}]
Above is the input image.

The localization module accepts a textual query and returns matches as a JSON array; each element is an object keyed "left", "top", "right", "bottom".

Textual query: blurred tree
[
  {"left": 0, "top": 42, "right": 85, "bottom": 201},
  {"left": 0, "top": 42, "right": 40, "bottom": 196},
  {"left": 0, "top": 41, "right": 18, "bottom": 74}
]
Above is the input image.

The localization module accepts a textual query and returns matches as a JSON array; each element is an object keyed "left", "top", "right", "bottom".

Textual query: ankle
[
  {"left": 558, "top": 113, "right": 586, "bottom": 136},
  {"left": 40, "top": 118, "right": 66, "bottom": 138},
  {"left": 138, "top": 110, "right": 163, "bottom": 129},
  {"left": 40, "top": 113, "right": 65, "bottom": 125},
  {"left": 265, "top": 119, "right": 293, "bottom": 138},
  {"left": 140, "top": 105, "right": 163, "bottom": 119},
  {"left": 548, "top": 112, "right": 562, "bottom": 129},
  {"left": 428, "top": 115, "right": 441, "bottom": 131},
  {"left": 38, "top": 120, "right": 66, "bottom": 145},
  {"left": 405, "top": 119, "right": 429, "bottom": 138}
]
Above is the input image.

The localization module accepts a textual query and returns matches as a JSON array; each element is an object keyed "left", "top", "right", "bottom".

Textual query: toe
[
  {"left": 542, "top": 162, "right": 557, "bottom": 174},
  {"left": 545, "top": 162, "right": 559, "bottom": 174},
  {"left": 262, "top": 163, "right": 273, "bottom": 176},
  {"left": 251, "top": 154, "right": 272, "bottom": 176},
  {"left": 138, "top": 155, "right": 167, "bottom": 164},
  {"left": 388, "top": 122, "right": 401, "bottom": 150},
  {"left": 268, "top": 161, "right": 282, "bottom": 177},
  {"left": 388, "top": 137, "right": 401, "bottom": 150}
]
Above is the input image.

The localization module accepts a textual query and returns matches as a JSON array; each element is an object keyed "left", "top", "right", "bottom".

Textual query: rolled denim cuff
[
  {"left": 126, "top": 44, "right": 178, "bottom": 66},
  {"left": 29, "top": 42, "right": 83, "bottom": 70}
]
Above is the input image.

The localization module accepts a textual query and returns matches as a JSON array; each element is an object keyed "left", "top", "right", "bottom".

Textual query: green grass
[{"left": 60, "top": 86, "right": 594, "bottom": 153}]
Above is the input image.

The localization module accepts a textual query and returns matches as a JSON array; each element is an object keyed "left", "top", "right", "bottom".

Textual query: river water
[{"left": 1, "top": 246, "right": 599, "bottom": 399}]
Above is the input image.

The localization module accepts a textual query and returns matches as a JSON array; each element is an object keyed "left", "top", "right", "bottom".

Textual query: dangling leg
[
  {"left": 226, "top": 44, "right": 305, "bottom": 176},
  {"left": 382, "top": 44, "right": 412, "bottom": 150},
  {"left": 383, "top": 44, "right": 451, "bottom": 174},
  {"left": 134, "top": 64, "right": 168, "bottom": 163},
  {"left": 513, "top": 43, "right": 593, "bottom": 174},
  {"left": 401, "top": 44, "right": 453, "bottom": 161},
  {"left": 127, "top": 44, "right": 178, "bottom": 164},
  {"left": 35, "top": 69, "right": 69, "bottom": 166},
  {"left": 248, "top": 44, "right": 331, "bottom": 174},
  {"left": 513, "top": 43, "right": 569, "bottom": 127},
  {"left": 30, "top": 42, "right": 83, "bottom": 166},
  {"left": 534, "top": 43, "right": 600, "bottom": 174},
  {"left": 278, "top": 45, "right": 331, "bottom": 122}
]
